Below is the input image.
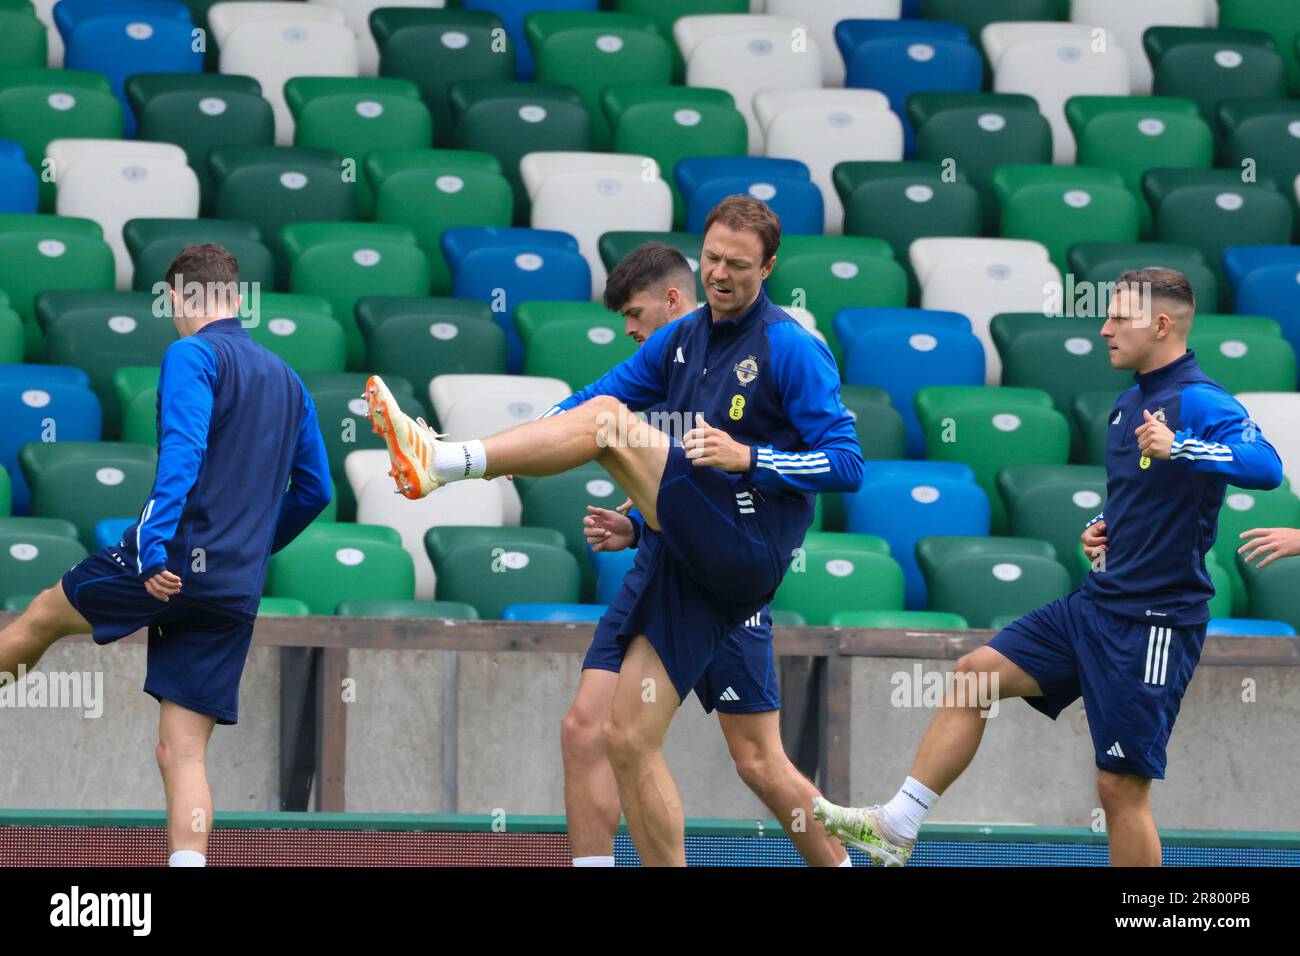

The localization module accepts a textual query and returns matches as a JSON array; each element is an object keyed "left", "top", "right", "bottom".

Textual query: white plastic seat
[
  {"left": 679, "top": 21, "right": 824, "bottom": 153},
  {"left": 46, "top": 138, "right": 188, "bottom": 177},
  {"left": 519, "top": 152, "right": 658, "bottom": 204},
  {"left": 208, "top": 2, "right": 346, "bottom": 43},
  {"left": 909, "top": 237, "right": 1049, "bottom": 287},
  {"left": 31, "top": 0, "right": 60, "bottom": 66},
  {"left": 356, "top": 470, "right": 505, "bottom": 600},
  {"left": 218, "top": 16, "right": 359, "bottom": 144},
  {"left": 765, "top": 0, "right": 901, "bottom": 86},
  {"left": 764, "top": 104, "right": 903, "bottom": 234},
  {"left": 753, "top": 87, "right": 891, "bottom": 136},
  {"left": 430, "top": 374, "right": 573, "bottom": 439},
  {"left": 775, "top": 304, "right": 825, "bottom": 342},
  {"left": 530, "top": 169, "right": 672, "bottom": 297},
  {"left": 1233, "top": 393, "right": 1300, "bottom": 487},
  {"left": 988, "top": 27, "right": 1131, "bottom": 163},
  {"left": 673, "top": 14, "right": 803, "bottom": 62},
  {"left": 1070, "top": 0, "right": 1213, "bottom": 94},
  {"left": 919, "top": 255, "right": 1063, "bottom": 384},
  {"left": 55, "top": 158, "right": 200, "bottom": 289},
  {"left": 982, "top": 22, "right": 1101, "bottom": 66},
  {"left": 308, "top": 0, "right": 443, "bottom": 75}
]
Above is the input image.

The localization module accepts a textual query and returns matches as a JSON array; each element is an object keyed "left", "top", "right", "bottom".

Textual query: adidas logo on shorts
[
  {"left": 719, "top": 687, "right": 740, "bottom": 702},
  {"left": 735, "top": 491, "right": 755, "bottom": 514},
  {"left": 1106, "top": 741, "right": 1126, "bottom": 758}
]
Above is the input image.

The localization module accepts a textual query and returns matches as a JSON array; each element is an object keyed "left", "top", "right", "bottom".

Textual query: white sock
[
  {"left": 838, "top": 852, "right": 852, "bottom": 867},
  {"left": 169, "top": 849, "right": 206, "bottom": 867},
  {"left": 877, "top": 776, "right": 939, "bottom": 844},
  {"left": 573, "top": 855, "right": 615, "bottom": 867},
  {"left": 433, "top": 439, "right": 486, "bottom": 483}
]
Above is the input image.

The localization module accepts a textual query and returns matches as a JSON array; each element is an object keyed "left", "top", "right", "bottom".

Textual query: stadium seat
[
  {"left": 371, "top": 7, "right": 516, "bottom": 146},
  {"left": 310, "top": 0, "right": 442, "bottom": 77},
  {"left": 1190, "top": 331, "right": 1297, "bottom": 393},
  {"left": 296, "top": 520, "right": 402, "bottom": 550},
  {"left": 0, "top": 531, "right": 87, "bottom": 604},
  {"left": 1071, "top": 0, "right": 1216, "bottom": 94},
  {"left": 287, "top": 76, "right": 432, "bottom": 218},
  {"left": 592, "top": 544, "right": 636, "bottom": 603},
  {"left": 1222, "top": 243, "right": 1300, "bottom": 288},
  {"left": 0, "top": 381, "right": 103, "bottom": 514},
  {"left": 678, "top": 16, "right": 823, "bottom": 153},
  {"left": 597, "top": 230, "right": 706, "bottom": 302},
  {"left": 1218, "top": 0, "right": 1300, "bottom": 94},
  {"left": 357, "top": 297, "right": 505, "bottom": 411},
  {"left": 839, "top": 390, "right": 908, "bottom": 461},
  {"left": 773, "top": 534, "right": 905, "bottom": 625},
  {"left": 1223, "top": 108, "right": 1300, "bottom": 225},
  {"left": 521, "top": 316, "right": 635, "bottom": 391},
  {"left": 834, "top": 308, "right": 971, "bottom": 358},
  {"left": 614, "top": 0, "right": 747, "bottom": 81},
  {"left": 0, "top": 363, "right": 90, "bottom": 390},
  {"left": 336, "top": 598, "right": 480, "bottom": 619},
  {"left": 256, "top": 596, "right": 311, "bottom": 616},
  {"left": 763, "top": 0, "right": 901, "bottom": 87},
  {"left": 28, "top": 453, "right": 153, "bottom": 550},
  {"left": 925, "top": 550, "right": 1072, "bottom": 628},
  {"left": 1241, "top": 556, "right": 1300, "bottom": 632},
  {"left": 124, "top": 217, "right": 274, "bottom": 293},
  {"left": 431, "top": 374, "right": 570, "bottom": 443},
  {"left": 1233, "top": 266, "right": 1300, "bottom": 380},
  {"left": 999, "top": 464, "right": 1107, "bottom": 584},
  {"left": 844, "top": 326, "right": 985, "bottom": 457},
  {"left": 1151, "top": 31, "right": 1288, "bottom": 126},
  {"left": 0, "top": 308, "right": 26, "bottom": 364},
  {"left": 1213, "top": 484, "right": 1300, "bottom": 613},
  {"left": 1234, "top": 393, "right": 1300, "bottom": 486},
  {"left": 519, "top": 466, "right": 627, "bottom": 599},
  {"left": 675, "top": 156, "right": 809, "bottom": 207},
  {"left": 267, "top": 536, "right": 415, "bottom": 615},
  {"left": 1066, "top": 242, "right": 1219, "bottom": 315},
  {"left": 1206, "top": 617, "right": 1297, "bottom": 637},
  {"left": 0, "top": 515, "right": 79, "bottom": 540},
  {"left": 500, "top": 603, "right": 608, "bottom": 622},
  {"left": 94, "top": 517, "right": 134, "bottom": 550},
  {"left": 844, "top": 476, "right": 990, "bottom": 609},
  {"left": 452, "top": 245, "right": 592, "bottom": 374},
  {"left": 829, "top": 609, "right": 969, "bottom": 629},
  {"left": 431, "top": 538, "right": 580, "bottom": 618},
  {"left": 0, "top": 5, "right": 48, "bottom": 70},
  {"left": 687, "top": 175, "right": 824, "bottom": 236},
  {"left": 0, "top": 139, "right": 37, "bottom": 213},
  {"left": 425, "top": 524, "right": 563, "bottom": 565}
]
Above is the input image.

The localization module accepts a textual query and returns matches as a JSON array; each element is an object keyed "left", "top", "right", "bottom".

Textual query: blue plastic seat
[
  {"left": 846, "top": 37, "right": 982, "bottom": 157},
  {"left": 844, "top": 326, "right": 986, "bottom": 457},
  {"left": 53, "top": 0, "right": 190, "bottom": 41},
  {"left": 844, "top": 475, "right": 991, "bottom": 609},
  {"left": 1206, "top": 618, "right": 1297, "bottom": 637},
  {"left": 675, "top": 156, "right": 810, "bottom": 207},
  {"left": 450, "top": 245, "right": 592, "bottom": 374},
  {"left": 1232, "top": 262, "right": 1300, "bottom": 385},
  {"left": 501, "top": 603, "right": 609, "bottom": 622},
  {"left": 0, "top": 140, "right": 25, "bottom": 162},
  {"left": 441, "top": 227, "right": 579, "bottom": 273},
  {"left": 834, "top": 307, "right": 971, "bottom": 361},
  {"left": 0, "top": 150, "right": 36, "bottom": 213},
  {"left": 1222, "top": 244, "right": 1300, "bottom": 290},
  {"left": 0, "top": 364, "right": 91, "bottom": 389},
  {"left": 462, "top": 0, "right": 598, "bottom": 79},
  {"left": 594, "top": 547, "right": 637, "bottom": 604},
  {"left": 95, "top": 517, "right": 134, "bottom": 550},
  {"left": 859, "top": 459, "right": 977, "bottom": 486},
  {"left": 835, "top": 18, "right": 969, "bottom": 69},
  {"left": 686, "top": 176, "right": 824, "bottom": 235},
  {"left": 0, "top": 381, "right": 102, "bottom": 514}
]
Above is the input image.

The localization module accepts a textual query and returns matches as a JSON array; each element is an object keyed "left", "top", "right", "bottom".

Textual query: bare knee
[
  {"left": 1097, "top": 770, "right": 1149, "bottom": 813},
  {"left": 156, "top": 732, "right": 207, "bottom": 777},
  {"left": 733, "top": 749, "right": 788, "bottom": 797},
  {"left": 561, "top": 703, "right": 606, "bottom": 765},
  {"left": 602, "top": 714, "right": 659, "bottom": 770}
]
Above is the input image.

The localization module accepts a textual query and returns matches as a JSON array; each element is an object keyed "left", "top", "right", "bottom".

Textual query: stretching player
[
  {"left": 815, "top": 268, "right": 1283, "bottom": 867},
  {"left": 0, "top": 245, "right": 331, "bottom": 866},
  {"left": 563, "top": 242, "right": 847, "bottom": 867},
  {"left": 366, "top": 197, "right": 864, "bottom": 865}
]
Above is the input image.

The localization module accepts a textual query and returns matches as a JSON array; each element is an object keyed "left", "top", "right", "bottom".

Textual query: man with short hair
[
  {"left": 365, "top": 197, "right": 865, "bottom": 865},
  {"left": 0, "top": 244, "right": 332, "bottom": 867},
  {"left": 815, "top": 268, "right": 1283, "bottom": 867},
  {"left": 565, "top": 241, "right": 848, "bottom": 867}
]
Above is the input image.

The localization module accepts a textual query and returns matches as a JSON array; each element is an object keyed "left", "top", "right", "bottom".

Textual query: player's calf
[{"left": 1097, "top": 770, "right": 1160, "bottom": 867}]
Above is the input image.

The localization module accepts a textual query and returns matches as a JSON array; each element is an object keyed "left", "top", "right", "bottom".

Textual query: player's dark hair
[
  {"left": 1115, "top": 267, "right": 1195, "bottom": 317},
  {"left": 166, "top": 243, "right": 239, "bottom": 291},
  {"left": 703, "top": 195, "right": 782, "bottom": 263},
  {"left": 603, "top": 243, "right": 696, "bottom": 313}
]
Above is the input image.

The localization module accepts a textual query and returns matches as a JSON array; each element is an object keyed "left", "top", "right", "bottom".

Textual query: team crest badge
[{"left": 733, "top": 355, "right": 759, "bottom": 386}]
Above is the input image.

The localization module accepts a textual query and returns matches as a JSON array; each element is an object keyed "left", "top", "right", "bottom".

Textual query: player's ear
[{"left": 760, "top": 255, "right": 776, "bottom": 280}]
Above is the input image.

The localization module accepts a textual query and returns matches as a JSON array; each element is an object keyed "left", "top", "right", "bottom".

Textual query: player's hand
[
  {"left": 615, "top": 497, "right": 634, "bottom": 516},
  {"left": 1081, "top": 519, "right": 1107, "bottom": 558},
  {"left": 1135, "top": 409, "right": 1174, "bottom": 460},
  {"left": 144, "top": 570, "right": 182, "bottom": 602},
  {"left": 1237, "top": 527, "right": 1300, "bottom": 568},
  {"left": 584, "top": 505, "right": 635, "bottom": 553},
  {"left": 683, "top": 414, "right": 751, "bottom": 472}
]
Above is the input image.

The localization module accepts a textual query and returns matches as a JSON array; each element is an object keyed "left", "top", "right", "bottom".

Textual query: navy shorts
[
  {"left": 597, "top": 445, "right": 784, "bottom": 704},
  {"left": 989, "top": 588, "right": 1207, "bottom": 779},
  {"left": 585, "top": 603, "right": 780, "bottom": 714},
  {"left": 62, "top": 548, "right": 255, "bottom": 725}
]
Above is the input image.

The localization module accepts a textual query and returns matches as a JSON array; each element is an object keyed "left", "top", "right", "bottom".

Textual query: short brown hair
[
  {"left": 703, "top": 195, "right": 781, "bottom": 262},
  {"left": 603, "top": 242, "right": 696, "bottom": 312},
  {"left": 1114, "top": 267, "right": 1195, "bottom": 317},
  {"left": 165, "top": 242, "right": 239, "bottom": 291}
]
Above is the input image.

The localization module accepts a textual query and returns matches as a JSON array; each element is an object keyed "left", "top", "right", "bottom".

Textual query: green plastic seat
[
  {"left": 287, "top": 77, "right": 432, "bottom": 219},
  {"left": 1224, "top": 110, "right": 1300, "bottom": 223},
  {"left": 257, "top": 596, "right": 312, "bottom": 617},
  {"left": 766, "top": 254, "right": 908, "bottom": 370},
  {"left": 1219, "top": 0, "right": 1300, "bottom": 94},
  {"left": 365, "top": 148, "right": 503, "bottom": 195},
  {"left": 925, "top": 552, "right": 1072, "bottom": 628},
  {"left": 0, "top": 8, "right": 47, "bottom": 68},
  {"left": 529, "top": 12, "right": 672, "bottom": 151},
  {"left": 424, "top": 525, "right": 567, "bottom": 569},
  {"left": 295, "top": 521, "right": 402, "bottom": 549},
  {"left": 842, "top": 177, "right": 982, "bottom": 302},
  {"left": 522, "top": 316, "right": 637, "bottom": 390},
  {"left": 0, "top": 462, "right": 8, "bottom": 516},
  {"left": 833, "top": 160, "right": 957, "bottom": 204},
  {"left": 431, "top": 540, "right": 580, "bottom": 619},
  {"left": 602, "top": 83, "right": 734, "bottom": 134},
  {"left": 1241, "top": 554, "right": 1300, "bottom": 632},
  {"left": 279, "top": 222, "right": 417, "bottom": 269},
  {"left": 614, "top": 0, "right": 749, "bottom": 81},
  {"left": 906, "top": 92, "right": 1040, "bottom": 133},
  {"left": 28, "top": 458, "right": 154, "bottom": 551},
  {"left": 357, "top": 297, "right": 505, "bottom": 409},
  {"left": 289, "top": 237, "right": 431, "bottom": 369},
  {"left": 514, "top": 300, "right": 610, "bottom": 339},
  {"left": 267, "top": 537, "right": 415, "bottom": 615},
  {"left": 770, "top": 609, "right": 806, "bottom": 626},
  {"left": 1072, "top": 257, "right": 1219, "bottom": 317},
  {"left": 922, "top": 400, "right": 1071, "bottom": 533},
  {"left": 18, "top": 441, "right": 155, "bottom": 485},
  {"left": 374, "top": 164, "right": 513, "bottom": 295},
  {"left": 1073, "top": 389, "right": 1121, "bottom": 466},
  {"left": 0, "top": 305, "right": 21, "bottom": 363},
  {"left": 371, "top": 7, "right": 515, "bottom": 147},
  {"left": 112, "top": 365, "right": 159, "bottom": 415},
  {"left": 996, "top": 174, "right": 1139, "bottom": 273},
  {"left": 615, "top": 100, "right": 747, "bottom": 228},
  {"left": 799, "top": 530, "right": 890, "bottom": 556},
  {"left": 916, "top": 105, "right": 1053, "bottom": 232},
  {"left": 998, "top": 465, "right": 1108, "bottom": 584},
  {"left": 1064, "top": 95, "right": 1202, "bottom": 137},
  {"left": 1194, "top": 314, "right": 1284, "bottom": 337},
  {"left": 1067, "top": 241, "right": 1205, "bottom": 278},
  {"left": 336, "top": 599, "right": 480, "bottom": 619},
  {"left": 0, "top": 79, "right": 122, "bottom": 209},
  {"left": 916, "top": 533, "right": 1056, "bottom": 577},
  {"left": 519, "top": 466, "right": 628, "bottom": 600},
  {"left": 829, "top": 609, "right": 969, "bottom": 629},
  {"left": 0, "top": 532, "right": 87, "bottom": 603},
  {"left": 1217, "top": 96, "right": 1300, "bottom": 141},
  {"left": 1189, "top": 331, "right": 1297, "bottom": 393},
  {"left": 1143, "top": 26, "right": 1276, "bottom": 65},
  {"left": 123, "top": 217, "right": 274, "bottom": 293},
  {"left": 135, "top": 86, "right": 275, "bottom": 215},
  {"left": 1215, "top": 484, "right": 1300, "bottom": 613},
  {"left": 774, "top": 536, "right": 904, "bottom": 626},
  {"left": 598, "top": 230, "right": 705, "bottom": 301},
  {"left": 0, "top": 231, "right": 115, "bottom": 358},
  {"left": 913, "top": 384, "right": 1054, "bottom": 437},
  {"left": 246, "top": 304, "right": 346, "bottom": 374},
  {"left": 1152, "top": 39, "right": 1288, "bottom": 126},
  {"left": 450, "top": 82, "right": 592, "bottom": 224}
]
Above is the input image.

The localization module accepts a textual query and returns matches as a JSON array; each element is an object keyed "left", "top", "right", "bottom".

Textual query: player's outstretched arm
[
  {"left": 271, "top": 391, "right": 333, "bottom": 553},
  {"left": 746, "top": 322, "right": 865, "bottom": 494},
  {"left": 135, "top": 337, "right": 218, "bottom": 581},
  {"left": 1160, "top": 386, "right": 1284, "bottom": 490}
]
